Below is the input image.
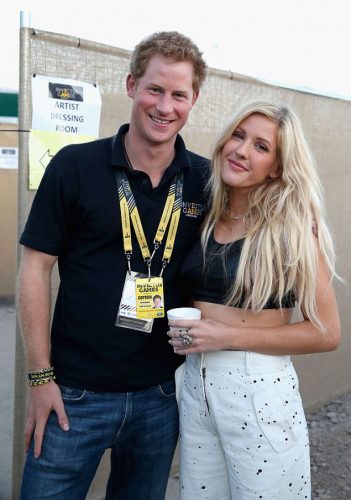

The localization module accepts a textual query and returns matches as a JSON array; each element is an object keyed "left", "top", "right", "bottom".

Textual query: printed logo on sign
[
  {"left": 49, "top": 83, "right": 83, "bottom": 102},
  {"left": 182, "top": 201, "right": 204, "bottom": 218}
]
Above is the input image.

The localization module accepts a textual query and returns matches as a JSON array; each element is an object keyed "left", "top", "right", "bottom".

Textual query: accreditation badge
[
  {"left": 115, "top": 271, "right": 154, "bottom": 333},
  {"left": 135, "top": 276, "right": 165, "bottom": 319}
]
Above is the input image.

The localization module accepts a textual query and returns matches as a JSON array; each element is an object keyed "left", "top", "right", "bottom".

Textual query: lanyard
[{"left": 116, "top": 169, "right": 184, "bottom": 278}]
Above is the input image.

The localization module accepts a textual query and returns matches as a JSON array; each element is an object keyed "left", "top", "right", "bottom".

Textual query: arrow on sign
[{"left": 39, "top": 149, "right": 54, "bottom": 169}]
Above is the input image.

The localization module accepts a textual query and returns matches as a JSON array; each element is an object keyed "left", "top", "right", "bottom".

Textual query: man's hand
[{"left": 25, "top": 382, "right": 69, "bottom": 458}]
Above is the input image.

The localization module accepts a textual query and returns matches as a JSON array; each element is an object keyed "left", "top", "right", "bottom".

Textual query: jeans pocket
[
  {"left": 253, "top": 383, "right": 296, "bottom": 453},
  {"left": 59, "top": 384, "right": 87, "bottom": 402},
  {"left": 157, "top": 379, "right": 176, "bottom": 398}
]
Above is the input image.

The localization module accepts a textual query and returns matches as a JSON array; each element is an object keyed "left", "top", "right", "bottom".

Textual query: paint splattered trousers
[{"left": 178, "top": 351, "right": 311, "bottom": 500}]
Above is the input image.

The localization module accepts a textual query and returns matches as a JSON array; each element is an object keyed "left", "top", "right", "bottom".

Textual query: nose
[
  {"left": 155, "top": 94, "right": 173, "bottom": 115},
  {"left": 235, "top": 140, "right": 249, "bottom": 159}
]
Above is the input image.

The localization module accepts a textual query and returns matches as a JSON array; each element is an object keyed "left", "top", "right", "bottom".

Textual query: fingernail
[{"left": 63, "top": 423, "right": 69, "bottom": 431}]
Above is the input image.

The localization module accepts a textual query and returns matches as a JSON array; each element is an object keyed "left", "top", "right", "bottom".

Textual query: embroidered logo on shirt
[{"left": 182, "top": 201, "right": 204, "bottom": 218}]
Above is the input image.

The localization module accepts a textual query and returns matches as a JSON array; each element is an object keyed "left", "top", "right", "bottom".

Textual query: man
[
  {"left": 153, "top": 294, "right": 163, "bottom": 308},
  {"left": 18, "top": 31, "right": 208, "bottom": 499}
]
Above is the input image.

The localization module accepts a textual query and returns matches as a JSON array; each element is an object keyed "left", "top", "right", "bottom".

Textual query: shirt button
[{"left": 142, "top": 179, "right": 148, "bottom": 185}]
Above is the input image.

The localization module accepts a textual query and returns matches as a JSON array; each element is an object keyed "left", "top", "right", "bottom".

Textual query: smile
[
  {"left": 150, "top": 115, "right": 172, "bottom": 125},
  {"left": 228, "top": 159, "right": 248, "bottom": 171}
]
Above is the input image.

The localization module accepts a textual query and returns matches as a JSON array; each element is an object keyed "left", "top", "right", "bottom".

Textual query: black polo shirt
[{"left": 20, "top": 124, "right": 209, "bottom": 391}]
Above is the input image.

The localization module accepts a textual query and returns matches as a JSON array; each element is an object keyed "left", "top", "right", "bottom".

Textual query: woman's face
[{"left": 221, "top": 113, "right": 279, "bottom": 192}]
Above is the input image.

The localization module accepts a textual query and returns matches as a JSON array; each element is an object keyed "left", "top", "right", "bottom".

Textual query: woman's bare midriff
[{"left": 194, "top": 300, "right": 293, "bottom": 328}]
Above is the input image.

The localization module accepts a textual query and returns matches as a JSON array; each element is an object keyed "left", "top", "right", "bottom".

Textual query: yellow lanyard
[{"left": 116, "top": 170, "right": 184, "bottom": 277}]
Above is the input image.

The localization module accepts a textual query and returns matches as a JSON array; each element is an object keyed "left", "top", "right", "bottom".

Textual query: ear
[
  {"left": 191, "top": 90, "right": 199, "bottom": 107},
  {"left": 269, "top": 162, "right": 280, "bottom": 179},
  {"left": 126, "top": 74, "right": 137, "bottom": 98}
]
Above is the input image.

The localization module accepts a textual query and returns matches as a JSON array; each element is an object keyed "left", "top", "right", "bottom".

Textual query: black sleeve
[{"left": 19, "top": 145, "right": 80, "bottom": 256}]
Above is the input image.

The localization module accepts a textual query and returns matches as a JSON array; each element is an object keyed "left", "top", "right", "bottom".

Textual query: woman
[{"left": 168, "top": 101, "right": 341, "bottom": 500}]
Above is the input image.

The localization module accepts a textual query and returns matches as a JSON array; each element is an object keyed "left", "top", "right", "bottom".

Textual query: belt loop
[{"left": 245, "top": 351, "right": 251, "bottom": 375}]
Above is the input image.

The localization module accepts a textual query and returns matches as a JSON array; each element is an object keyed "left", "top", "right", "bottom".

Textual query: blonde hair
[{"left": 202, "top": 100, "right": 336, "bottom": 329}]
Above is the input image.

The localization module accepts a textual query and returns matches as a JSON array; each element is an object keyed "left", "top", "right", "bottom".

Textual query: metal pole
[
  {"left": 12, "top": 23, "right": 33, "bottom": 500},
  {"left": 20, "top": 11, "right": 32, "bottom": 29}
]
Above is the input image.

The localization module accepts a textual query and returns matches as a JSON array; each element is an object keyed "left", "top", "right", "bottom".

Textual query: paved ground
[
  {"left": 0, "top": 303, "right": 16, "bottom": 500},
  {"left": 1, "top": 302, "right": 350, "bottom": 499},
  {"left": 308, "top": 390, "right": 351, "bottom": 499}
]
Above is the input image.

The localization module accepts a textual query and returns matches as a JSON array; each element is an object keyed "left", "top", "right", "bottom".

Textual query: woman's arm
[{"left": 169, "top": 250, "right": 341, "bottom": 356}]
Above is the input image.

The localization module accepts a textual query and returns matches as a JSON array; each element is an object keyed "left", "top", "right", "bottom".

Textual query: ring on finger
[
  {"left": 177, "top": 328, "right": 188, "bottom": 340},
  {"left": 181, "top": 334, "right": 193, "bottom": 348}
]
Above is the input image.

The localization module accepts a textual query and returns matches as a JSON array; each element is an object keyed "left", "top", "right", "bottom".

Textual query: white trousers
[{"left": 178, "top": 351, "right": 311, "bottom": 500}]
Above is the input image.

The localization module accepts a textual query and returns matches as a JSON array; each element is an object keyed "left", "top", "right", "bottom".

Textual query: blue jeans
[{"left": 20, "top": 380, "right": 179, "bottom": 500}]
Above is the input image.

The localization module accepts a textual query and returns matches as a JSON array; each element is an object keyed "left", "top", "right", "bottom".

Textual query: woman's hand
[{"left": 168, "top": 318, "right": 233, "bottom": 355}]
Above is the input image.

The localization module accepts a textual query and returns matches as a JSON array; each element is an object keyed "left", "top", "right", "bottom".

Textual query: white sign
[
  {"left": 31, "top": 75, "right": 101, "bottom": 136},
  {"left": 0, "top": 147, "right": 18, "bottom": 169}
]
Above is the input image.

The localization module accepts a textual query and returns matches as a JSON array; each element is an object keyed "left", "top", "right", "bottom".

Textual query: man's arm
[{"left": 18, "top": 247, "right": 69, "bottom": 458}]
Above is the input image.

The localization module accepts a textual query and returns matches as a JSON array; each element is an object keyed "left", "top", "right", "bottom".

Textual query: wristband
[
  {"left": 27, "top": 366, "right": 56, "bottom": 386},
  {"left": 28, "top": 377, "right": 56, "bottom": 386}
]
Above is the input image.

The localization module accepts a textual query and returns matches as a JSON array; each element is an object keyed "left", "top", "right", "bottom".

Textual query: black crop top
[{"left": 181, "top": 233, "right": 296, "bottom": 309}]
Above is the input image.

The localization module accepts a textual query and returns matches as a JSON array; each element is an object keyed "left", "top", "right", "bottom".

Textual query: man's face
[
  {"left": 153, "top": 297, "right": 161, "bottom": 307},
  {"left": 127, "top": 55, "right": 198, "bottom": 147}
]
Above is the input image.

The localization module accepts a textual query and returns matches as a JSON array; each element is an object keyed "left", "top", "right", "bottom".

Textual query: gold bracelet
[
  {"left": 27, "top": 366, "right": 54, "bottom": 376},
  {"left": 28, "top": 376, "right": 56, "bottom": 387}
]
